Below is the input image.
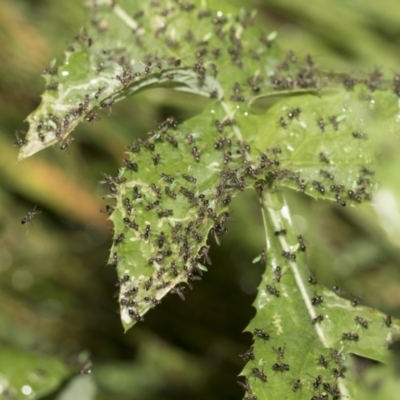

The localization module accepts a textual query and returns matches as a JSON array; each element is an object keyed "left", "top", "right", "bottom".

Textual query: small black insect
[
  {"left": 144, "top": 296, "right": 161, "bottom": 305},
  {"left": 179, "top": 186, "right": 194, "bottom": 199},
  {"left": 160, "top": 173, "right": 174, "bottom": 183},
  {"left": 331, "top": 349, "right": 344, "bottom": 365},
  {"left": 308, "top": 276, "right": 317, "bottom": 284},
  {"left": 252, "top": 367, "right": 267, "bottom": 382},
  {"left": 333, "top": 284, "right": 345, "bottom": 295},
  {"left": 192, "top": 230, "right": 202, "bottom": 243},
  {"left": 292, "top": 379, "right": 301, "bottom": 392},
  {"left": 318, "top": 355, "right": 328, "bottom": 368},
  {"left": 120, "top": 298, "right": 137, "bottom": 307},
  {"left": 312, "top": 180, "right": 325, "bottom": 194},
  {"left": 155, "top": 281, "right": 171, "bottom": 290},
  {"left": 222, "top": 194, "right": 231, "bottom": 206},
  {"left": 266, "top": 284, "right": 280, "bottom": 297},
  {"left": 111, "top": 252, "right": 120, "bottom": 267},
  {"left": 312, "top": 314, "right": 324, "bottom": 324},
  {"left": 335, "top": 194, "right": 347, "bottom": 207},
  {"left": 255, "top": 248, "right": 266, "bottom": 265},
  {"left": 352, "top": 295, "right": 362, "bottom": 307},
  {"left": 318, "top": 117, "right": 325, "bottom": 132},
  {"left": 360, "top": 167, "right": 375, "bottom": 176},
  {"left": 343, "top": 74, "right": 357, "bottom": 89},
  {"left": 311, "top": 296, "right": 323, "bottom": 306},
  {"left": 157, "top": 232, "right": 166, "bottom": 248},
  {"left": 85, "top": 112, "right": 99, "bottom": 123},
  {"left": 273, "top": 345, "right": 285, "bottom": 361},
  {"left": 143, "top": 224, "right": 151, "bottom": 240},
  {"left": 187, "top": 134, "right": 195, "bottom": 145},
  {"left": 319, "top": 169, "right": 334, "bottom": 180},
  {"left": 237, "top": 379, "right": 251, "bottom": 393},
  {"left": 158, "top": 209, "right": 173, "bottom": 218},
  {"left": 156, "top": 267, "right": 167, "bottom": 280},
  {"left": 123, "top": 217, "right": 139, "bottom": 230},
  {"left": 319, "top": 152, "right": 330, "bottom": 164},
  {"left": 21, "top": 205, "right": 41, "bottom": 225},
  {"left": 310, "top": 395, "right": 328, "bottom": 400},
  {"left": 165, "top": 186, "right": 177, "bottom": 199},
  {"left": 14, "top": 131, "right": 28, "bottom": 147},
  {"left": 123, "top": 158, "right": 138, "bottom": 172},
  {"left": 312, "top": 375, "right": 322, "bottom": 390},
  {"left": 138, "top": 138, "right": 155, "bottom": 151},
  {"left": 113, "top": 233, "right": 125, "bottom": 245},
  {"left": 171, "top": 284, "right": 186, "bottom": 301},
  {"left": 281, "top": 250, "right": 296, "bottom": 260},
  {"left": 254, "top": 328, "right": 270, "bottom": 341},
  {"left": 274, "top": 266, "right": 282, "bottom": 283},
  {"left": 60, "top": 137, "right": 75, "bottom": 151},
  {"left": 299, "top": 180, "right": 307, "bottom": 192},
  {"left": 42, "top": 66, "right": 58, "bottom": 75},
  {"left": 184, "top": 221, "right": 194, "bottom": 235},
  {"left": 80, "top": 368, "right": 91, "bottom": 375},
  {"left": 222, "top": 118, "right": 237, "bottom": 127},
  {"left": 191, "top": 146, "right": 201, "bottom": 162},
  {"left": 223, "top": 151, "right": 232, "bottom": 164},
  {"left": 198, "top": 9, "right": 211, "bottom": 18},
  {"left": 329, "top": 115, "right": 339, "bottom": 130},
  {"left": 239, "top": 346, "right": 255, "bottom": 362},
  {"left": 36, "top": 119, "right": 44, "bottom": 132},
  {"left": 144, "top": 277, "right": 153, "bottom": 291},
  {"left": 101, "top": 204, "right": 115, "bottom": 215},
  {"left": 348, "top": 189, "right": 362, "bottom": 203},
  {"left": 45, "top": 82, "right": 59, "bottom": 90},
  {"left": 150, "top": 183, "right": 162, "bottom": 197},
  {"left": 123, "top": 198, "right": 132, "bottom": 215},
  {"left": 152, "top": 153, "right": 161, "bottom": 165},
  {"left": 145, "top": 200, "right": 160, "bottom": 211},
  {"left": 128, "top": 309, "right": 144, "bottom": 322},
  {"left": 385, "top": 315, "right": 392, "bottom": 327},
  {"left": 126, "top": 144, "right": 141, "bottom": 153},
  {"left": 288, "top": 107, "right": 301, "bottom": 119},
  {"left": 355, "top": 316, "right": 368, "bottom": 329},
  {"left": 115, "top": 275, "right": 130, "bottom": 288},
  {"left": 342, "top": 332, "right": 359, "bottom": 341},
  {"left": 182, "top": 173, "right": 197, "bottom": 184},
  {"left": 101, "top": 172, "right": 126, "bottom": 186},
  {"left": 123, "top": 285, "right": 139, "bottom": 297},
  {"left": 272, "top": 363, "right": 289, "bottom": 372},
  {"left": 274, "top": 229, "right": 286, "bottom": 236},
  {"left": 352, "top": 130, "right": 368, "bottom": 140},
  {"left": 100, "top": 98, "right": 115, "bottom": 108},
  {"left": 332, "top": 368, "right": 345, "bottom": 378}
]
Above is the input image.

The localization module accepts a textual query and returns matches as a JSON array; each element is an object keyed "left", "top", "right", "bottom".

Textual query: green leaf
[
  {"left": 241, "top": 85, "right": 400, "bottom": 205},
  {"left": 108, "top": 101, "right": 239, "bottom": 331},
  {"left": 19, "top": 0, "right": 265, "bottom": 160},
  {"left": 238, "top": 189, "right": 400, "bottom": 399},
  {"left": 0, "top": 344, "right": 70, "bottom": 400}
]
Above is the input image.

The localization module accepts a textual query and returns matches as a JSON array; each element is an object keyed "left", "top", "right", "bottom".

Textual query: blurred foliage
[{"left": 0, "top": 0, "right": 400, "bottom": 399}]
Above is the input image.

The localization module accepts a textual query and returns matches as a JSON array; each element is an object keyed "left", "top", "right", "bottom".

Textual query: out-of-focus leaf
[
  {"left": 0, "top": 133, "right": 108, "bottom": 230},
  {"left": 19, "top": 0, "right": 237, "bottom": 159},
  {"left": 56, "top": 376, "right": 96, "bottom": 400},
  {"left": 0, "top": 344, "right": 70, "bottom": 400},
  {"left": 94, "top": 337, "right": 207, "bottom": 398}
]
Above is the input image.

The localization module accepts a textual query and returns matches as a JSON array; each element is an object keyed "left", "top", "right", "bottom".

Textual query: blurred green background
[{"left": 1, "top": 0, "right": 400, "bottom": 399}]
